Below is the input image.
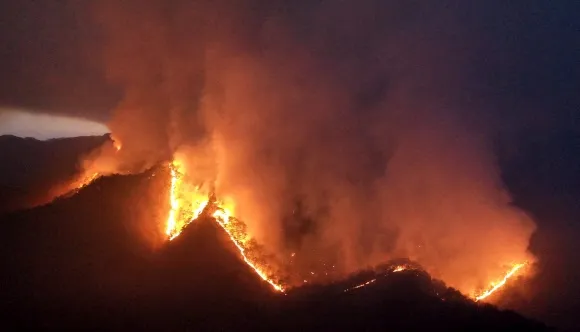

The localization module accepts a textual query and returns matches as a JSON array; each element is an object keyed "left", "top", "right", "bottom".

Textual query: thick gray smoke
[{"left": 83, "top": 0, "right": 536, "bottom": 294}]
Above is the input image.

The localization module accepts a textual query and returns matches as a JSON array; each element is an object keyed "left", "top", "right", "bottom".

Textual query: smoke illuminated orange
[
  {"left": 474, "top": 262, "right": 528, "bottom": 302},
  {"left": 58, "top": 158, "right": 530, "bottom": 299},
  {"left": 162, "top": 162, "right": 530, "bottom": 298}
]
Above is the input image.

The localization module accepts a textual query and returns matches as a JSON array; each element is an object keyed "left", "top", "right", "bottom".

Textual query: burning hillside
[
  {"left": 0, "top": 167, "right": 550, "bottom": 330},
  {"left": 56, "top": 149, "right": 529, "bottom": 302},
  {"left": 164, "top": 157, "right": 531, "bottom": 299},
  {"left": 36, "top": 150, "right": 532, "bottom": 303},
  {"left": 0, "top": 0, "right": 546, "bottom": 328},
  {"left": 68, "top": 0, "right": 539, "bottom": 310}
]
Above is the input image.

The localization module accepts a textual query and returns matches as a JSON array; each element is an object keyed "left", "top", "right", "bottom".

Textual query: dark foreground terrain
[{"left": 1, "top": 134, "right": 578, "bottom": 330}]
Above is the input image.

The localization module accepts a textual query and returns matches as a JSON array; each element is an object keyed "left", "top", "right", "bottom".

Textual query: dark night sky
[
  {"left": 0, "top": 1, "right": 578, "bottom": 132},
  {"left": 0, "top": 0, "right": 117, "bottom": 122}
]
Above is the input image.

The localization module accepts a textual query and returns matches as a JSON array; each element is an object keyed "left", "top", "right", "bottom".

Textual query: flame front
[
  {"left": 343, "top": 264, "right": 412, "bottom": 292},
  {"left": 344, "top": 279, "right": 376, "bottom": 292},
  {"left": 165, "top": 161, "right": 209, "bottom": 240},
  {"left": 163, "top": 162, "right": 529, "bottom": 297},
  {"left": 213, "top": 206, "right": 285, "bottom": 292},
  {"left": 61, "top": 160, "right": 531, "bottom": 298},
  {"left": 165, "top": 164, "right": 180, "bottom": 239},
  {"left": 474, "top": 262, "right": 528, "bottom": 302},
  {"left": 393, "top": 265, "right": 407, "bottom": 273},
  {"left": 164, "top": 159, "right": 285, "bottom": 292}
]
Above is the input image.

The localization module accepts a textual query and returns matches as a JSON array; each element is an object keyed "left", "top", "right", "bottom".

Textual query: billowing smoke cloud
[{"left": 84, "top": 0, "right": 536, "bottom": 294}]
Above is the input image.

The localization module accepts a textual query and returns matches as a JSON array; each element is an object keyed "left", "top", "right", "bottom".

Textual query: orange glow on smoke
[
  {"left": 473, "top": 262, "right": 528, "bottom": 302},
  {"left": 162, "top": 160, "right": 530, "bottom": 297},
  {"left": 110, "top": 134, "right": 122, "bottom": 152},
  {"left": 57, "top": 157, "right": 530, "bottom": 299}
]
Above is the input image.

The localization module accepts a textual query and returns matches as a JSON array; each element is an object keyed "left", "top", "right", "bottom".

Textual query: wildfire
[
  {"left": 344, "top": 278, "right": 376, "bottom": 292},
  {"left": 62, "top": 172, "right": 100, "bottom": 197},
  {"left": 163, "top": 160, "right": 285, "bottom": 292},
  {"left": 165, "top": 164, "right": 180, "bottom": 239},
  {"left": 474, "top": 262, "right": 528, "bottom": 302},
  {"left": 165, "top": 161, "right": 209, "bottom": 240},
  {"left": 112, "top": 135, "right": 122, "bottom": 151},
  {"left": 393, "top": 265, "right": 407, "bottom": 272},
  {"left": 152, "top": 158, "right": 532, "bottom": 298},
  {"left": 213, "top": 207, "right": 285, "bottom": 292}
]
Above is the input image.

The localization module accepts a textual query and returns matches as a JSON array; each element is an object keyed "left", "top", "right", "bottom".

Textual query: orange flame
[
  {"left": 163, "top": 162, "right": 529, "bottom": 297},
  {"left": 165, "top": 164, "right": 180, "bottom": 239},
  {"left": 165, "top": 161, "right": 209, "bottom": 240},
  {"left": 163, "top": 159, "right": 285, "bottom": 292},
  {"left": 63, "top": 172, "right": 100, "bottom": 197},
  {"left": 111, "top": 135, "right": 122, "bottom": 152},
  {"left": 213, "top": 207, "right": 285, "bottom": 292},
  {"left": 344, "top": 278, "right": 376, "bottom": 292},
  {"left": 393, "top": 265, "right": 407, "bottom": 272},
  {"left": 474, "top": 262, "right": 528, "bottom": 302}
]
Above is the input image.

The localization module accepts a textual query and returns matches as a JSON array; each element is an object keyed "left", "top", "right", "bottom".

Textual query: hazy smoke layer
[{"left": 85, "top": 0, "right": 536, "bottom": 293}]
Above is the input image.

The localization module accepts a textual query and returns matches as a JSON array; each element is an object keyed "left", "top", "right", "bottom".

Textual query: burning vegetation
[
  {"left": 164, "top": 159, "right": 285, "bottom": 292},
  {"left": 48, "top": 160, "right": 531, "bottom": 303},
  {"left": 474, "top": 262, "right": 529, "bottom": 302},
  {"left": 91, "top": 154, "right": 525, "bottom": 300},
  {"left": 54, "top": 0, "right": 538, "bottom": 311}
]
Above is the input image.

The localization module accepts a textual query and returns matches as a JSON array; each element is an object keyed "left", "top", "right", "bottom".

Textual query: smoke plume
[{"left": 84, "top": 0, "right": 536, "bottom": 294}]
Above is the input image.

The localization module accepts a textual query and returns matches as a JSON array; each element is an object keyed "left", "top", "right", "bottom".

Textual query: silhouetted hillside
[
  {"left": 0, "top": 134, "right": 108, "bottom": 213},
  {"left": 0, "top": 166, "right": 552, "bottom": 331}
]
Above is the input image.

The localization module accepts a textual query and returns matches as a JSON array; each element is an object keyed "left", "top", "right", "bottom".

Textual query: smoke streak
[{"left": 83, "top": 0, "right": 536, "bottom": 295}]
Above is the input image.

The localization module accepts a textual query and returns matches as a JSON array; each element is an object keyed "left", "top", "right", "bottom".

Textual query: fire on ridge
[
  {"left": 163, "top": 159, "right": 529, "bottom": 299},
  {"left": 163, "top": 159, "right": 531, "bottom": 299},
  {"left": 474, "top": 262, "right": 528, "bottom": 302},
  {"left": 164, "top": 160, "right": 285, "bottom": 292},
  {"left": 57, "top": 157, "right": 529, "bottom": 301}
]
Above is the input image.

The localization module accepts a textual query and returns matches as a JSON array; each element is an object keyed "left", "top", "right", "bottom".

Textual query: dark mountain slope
[
  {"left": 0, "top": 134, "right": 108, "bottom": 214},
  {"left": 0, "top": 167, "right": 276, "bottom": 330}
]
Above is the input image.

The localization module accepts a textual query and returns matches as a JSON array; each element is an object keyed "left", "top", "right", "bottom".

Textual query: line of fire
[{"left": 62, "top": 154, "right": 529, "bottom": 303}]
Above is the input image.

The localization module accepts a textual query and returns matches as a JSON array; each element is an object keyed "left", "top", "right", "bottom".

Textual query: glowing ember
[{"left": 474, "top": 262, "right": 528, "bottom": 302}]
